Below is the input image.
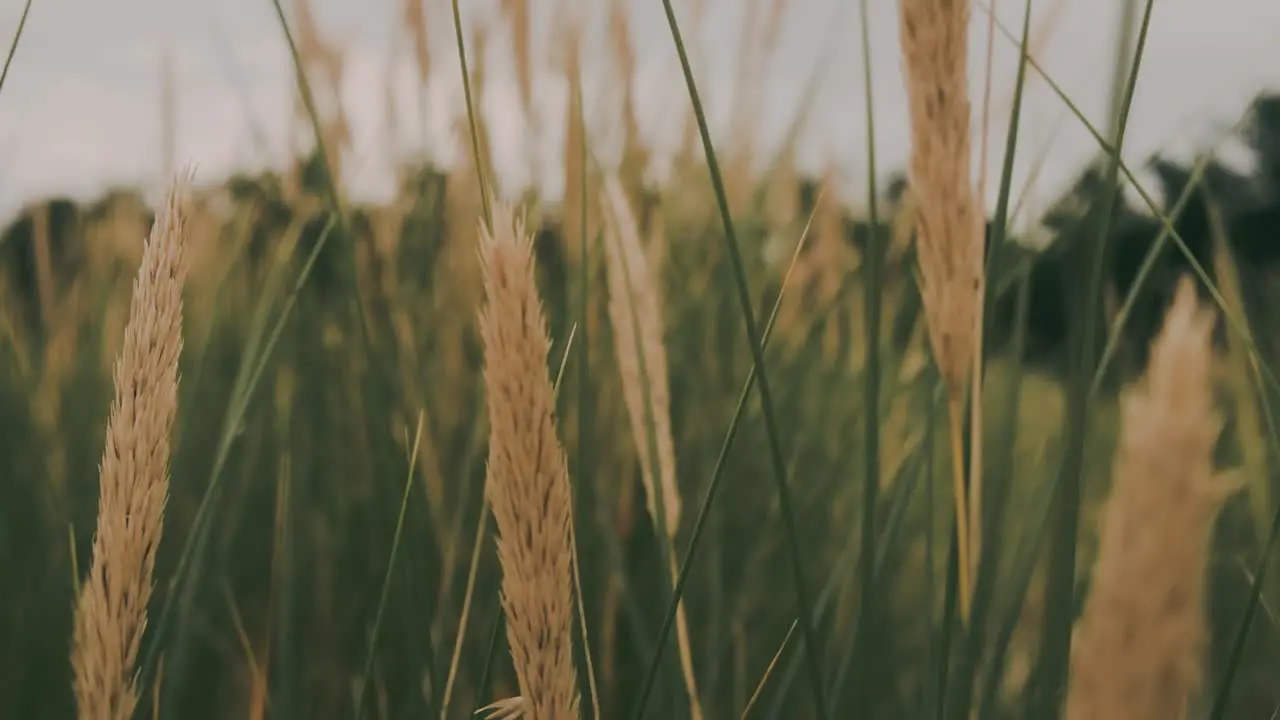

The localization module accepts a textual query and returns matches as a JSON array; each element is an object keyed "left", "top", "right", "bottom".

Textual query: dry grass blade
[
  {"left": 477, "top": 198, "right": 580, "bottom": 720},
  {"left": 741, "top": 619, "right": 798, "bottom": 719},
  {"left": 70, "top": 171, "right": 193, "bottom": 720},
  {"left": 600, "top": 174, "right": 681, "bottom": 535},
  {"left": 476, "top": 696, "right": 526, "bottom": 719},
  {"left": 897, "top": 0, "right": 984, "bottom": 622},
  {"left": 1064, "top": 277, "right": 1239, "bottom": 720},
  {"left": 600, "top": 173, "right": 704, "bottom": 720}
]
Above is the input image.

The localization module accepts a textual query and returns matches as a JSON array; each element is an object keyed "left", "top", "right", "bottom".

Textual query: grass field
[{"left": 3, "top": 0, "right": 1280, "bottom": 718}]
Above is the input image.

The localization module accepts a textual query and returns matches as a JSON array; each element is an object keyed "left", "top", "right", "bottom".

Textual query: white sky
[{"left": 0, "top": 0, "right": 1278, "bottom": 221}]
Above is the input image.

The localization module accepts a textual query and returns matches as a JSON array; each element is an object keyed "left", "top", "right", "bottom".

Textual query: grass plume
[
  {"left": 70, "top": 172, "right": 192, "bottom": 720},
  {"left": 1064, "top": 277, "right": 1237, "bottom": 720},
  {"left": 476, "top": 198, "right": 580, "bottom": 720},
  {"left": 600, "top": 173, "right": 703, "bottom": 720},
  {"left": 897, "top": 0, "right": 984, "bottom": 621}
]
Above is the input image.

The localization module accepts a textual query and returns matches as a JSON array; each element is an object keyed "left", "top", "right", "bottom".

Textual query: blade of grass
[
  {"left": 740, "top": 619, "right": 798, "bottom": 719},
  {"left": 1210, "top": 332, "right": 1280, "bottom": 718},
  {"left": 268, "top": 0, "right": 347, "bottom": 232},
  {"left": 631, "top": 181, "right": 825, "bottom": 719},
  {"left": 142, "top": 216, "right": 337, "bottom": 700},
  {"left": 0, "top": 0, "right": 33, "bottom": 97},
  {"left": 477, "top": 601, "right": 503, "bottom": 703},
  {"left": 572, "top": 48, "right": 602, "bottom": 720},
  {"left": 837, "top": 0, "right": 883, "bottom": 713},
  {"left": 449, "top": 0, "right": 491, "bottom": 224},
  {"left": 353, "top": 411, "right": 426, "bottom": 719},
  {"left": 1205, "top": 184, "right": 1272, "bottom": 554},
  {"left": 981, "top": 2, "right": 1280, "bottom": 403},
  {"left": 768, "top": 383, "right": 937, "bottom": 719},
  {"left": 971, "top": 256, "right": 1034, "bottom": 719},
  {"left": 1088, "top": 145, "right": 1226, "bottom": 397},
  {"left": 920, "top": 383, "right": 941, "bottom": 718},
  {"left": 651, "top": 1, "right": 828, "bottom": 715},
  {"left": 951, "top": 2, "right": 1035, "bottom": 716},
  {"left": 1033, "top": 1, "right": 1153, "bottom": 713},
  {"left": 1208, "top": 441, "right": 1280, "bottom": 719},
  {"left": 826, "top": 396, "right": 933, "bottom": 709}
]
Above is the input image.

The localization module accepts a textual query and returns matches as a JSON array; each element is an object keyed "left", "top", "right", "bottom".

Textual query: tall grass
[{"left": 1, "top": 1, "right": 1279, "bottom": 718}]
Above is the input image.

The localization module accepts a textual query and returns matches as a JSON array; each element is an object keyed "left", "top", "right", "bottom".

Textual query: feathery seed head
[
  {"left": 898, "top": 0, "right": 983, "bottom": 401},
  {"left": 71, "top": 171, "right": 192, "bottom": 720},
  {"left": 600, "top": 174, "right": 681, "bottom": 537},
  {"left": 477, "top": 198, "right": 580, "bottom": 720},
  {"left": 1065, "top": 277, "right": 1236, "bottom": 720}
]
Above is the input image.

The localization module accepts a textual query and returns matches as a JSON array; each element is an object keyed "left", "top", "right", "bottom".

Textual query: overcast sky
[{"left": 0, "top": 0, "right": 1278, "bottom": 220}]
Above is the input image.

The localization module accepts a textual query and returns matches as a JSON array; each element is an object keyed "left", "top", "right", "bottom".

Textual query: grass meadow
[{"left": 3, "top": 0, "right": 1280, "bottom": 717}]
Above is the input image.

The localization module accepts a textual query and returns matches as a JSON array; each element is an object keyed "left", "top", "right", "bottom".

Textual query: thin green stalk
[
  {"left": 982, "top": 2, "right": 1280, "bottom": 402},
  {"left": 1088, "top": 145, "right": 1229, "bottom": 396},
  {"left": 0, "top": 0, "right": 33, "bottom": 97},
  {"left": 769, "top": 378, "right": 938, "bottom": 720},
  {"left": 478, "top": 603, "right": 503, "bottom": 703},
  {"left": 573, "top": 52, "right": 602, "bottom": 720},
  {"left": 741, "top": 620, "right": 798, "bottom": 720},
  {"left": 921, "top": 386, "right": 940, "bottom": 717},
  {"left": 831, "top": 0, "right": 881, "bottom": 713},
  {"left": 1211, "top": 488, "right": 1280, "bottom": 719},
  {"left": 353, "top": 412, "right": 426, "bottom": 719},
  {"left": 1033, "top": 2, "right": 1153, "bottom": 714},
  {"left": 449, "top": 0, "right": 492, "bottom": 225},
  {"left": 268, "top": 0, "right": 347, "bottom": 231},
  {"left": 142, "top": 217, "right": 337, "bottom": 700},
  {"left": 632, "top": 186, "right": 826, "bottom": 719},
  {"left": 951, "top": 2, "right": 1034, "bottom": 716},
  {"left": 652, "top": 1, "right": 829, "bottom": 715},
  {"left": 1210, "top": 306, "right": 1280, "bottom": 718}
]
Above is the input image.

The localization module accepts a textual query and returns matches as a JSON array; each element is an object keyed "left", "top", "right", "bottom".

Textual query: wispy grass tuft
[{"left": 1065, "top": 278, "right": 1236, "bottom": 720}]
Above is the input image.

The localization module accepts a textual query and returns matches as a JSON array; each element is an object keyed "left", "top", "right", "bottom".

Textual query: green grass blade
[
  {"left": 982, "top": 3, "right": 1280, "bottom": 403},
  {"left": 448, "top": 0, "right": 491, "bottom": 224},
  {"left": 651, "top": 1, "right": 829, "bottom": 715},
  {"left": 1033, "top": 2, "right": 1154, "bottom": 713},
  {"left": 768, "top": 379, "right": 936, "bottom": 718},
  {"left": 741, "top": 619, "right": 798, "bottom": 719},
  {"left": 1089, "top": 143, "right": 1234, "bottom": 396},
  {"left": 0, "top": 0, "right": 33, "bottom": 98},
  {"left": 142, "top": 217, "right": 337, "bottom": 702},
  {"left": 1211, "top": 501, "right": 1280, "bottom": 719},
  {"left": 631, "top": 182, "right": 825, "bottom": 719},
  {"left": 837, "top": 0, "right": 884, "bottom": 712},
  {"left": 353, "top": 412, "right": 426, "bottom": 719},
  {"left": 572, "top": 56, "right": 602, "bottom": 720},
  {"left": 952, "top": 2, "right": 1035, "bottom": 716},
  {"left": 268, "top": 0, "right": 350, "bottom": 241},
  {"left": 1209, "top": 316, "right": 1280, "bottom": 718}
]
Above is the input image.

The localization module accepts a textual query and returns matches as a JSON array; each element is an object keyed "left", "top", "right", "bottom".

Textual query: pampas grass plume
[
  {"left": 70, "top": 171, "right": 192, "bottom": 720},
  {"left": 477, "top": 198, "right": 580, "bottom": 720}
]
